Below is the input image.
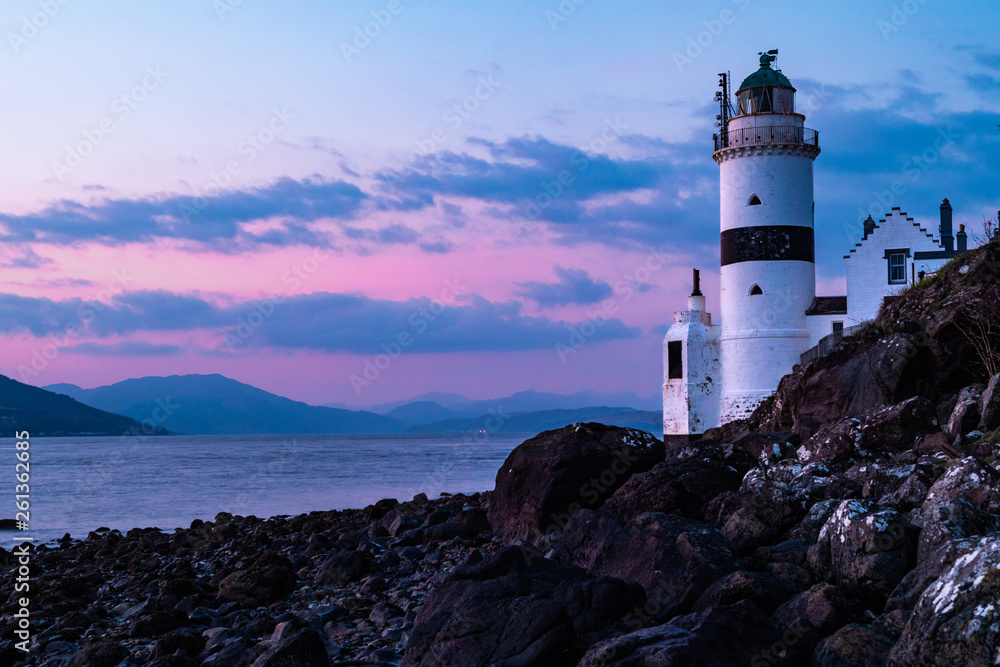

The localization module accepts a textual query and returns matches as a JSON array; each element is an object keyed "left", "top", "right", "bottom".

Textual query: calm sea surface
[{"left": 0, "top": 433, "right": 529, "bottom": 546}]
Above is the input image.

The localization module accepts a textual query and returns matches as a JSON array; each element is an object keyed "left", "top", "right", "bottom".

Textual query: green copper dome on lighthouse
[{"left": 737, "top": 52, "right": 794, "bottom": 92}]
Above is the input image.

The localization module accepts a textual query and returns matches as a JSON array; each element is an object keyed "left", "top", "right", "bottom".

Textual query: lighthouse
[{"left": 715, "top": 50, "right": 821, "bottom": 422}]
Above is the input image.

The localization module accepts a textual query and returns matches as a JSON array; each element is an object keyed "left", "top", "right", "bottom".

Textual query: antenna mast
[{"left": 714, "top": 72, "right": 733, "bottom": 148}]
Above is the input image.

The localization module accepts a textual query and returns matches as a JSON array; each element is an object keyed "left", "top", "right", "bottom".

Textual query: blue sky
[{"left": 0, "top": 0, "right": 995, "bottom": 404}]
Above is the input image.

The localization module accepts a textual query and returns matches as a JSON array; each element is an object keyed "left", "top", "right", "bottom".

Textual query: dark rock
[
  {"left": 151, "top": 628, "right": 205, "bottom": 660},
  {"left": 812, "top": 623, "right": 896, "bottom": 667},
  {"left": 858, "top": 396, "right": 938, "bottom": 453},
  {"left": 691, "top": 570, "right": 801, "bottom": 614},
  {"left": 218, "top": 552, "right": 296, "bottom": 607},
  {"left": 796, "top": 418, "right": 863, "bottom": 465},
  {"left": 401, "top": 546, "right": 643, "bottom": 666},
  {"left": 550, "top": 509, "right": 733, "bottom": 619},
  {"left": 807, "top": 500, "right": 916, "bottom": 609},
  {"left": 576, "top": 601, "right": 784, "bottom": 667},
  {"left": 889, "top": 537, "right": 1000, "bottom": 664},
  {"left": 128, "top": 610, "right": 187, "bottom": 637},
  {"left": 946, "top": 384, "right": 984, "bottom": 437},
  {"left": 314, "top": 549, "right": 372, "bottom": 586},
  {"left": 885, "top": 537, "right": 981, "bottom": 612},
  {"left": 250, "top": 629, "right": 328, "bottom": 667},
  {"left": 422, "top": 520, "right": 479, "bottom": 543},
  {"left": 67, "top": 641, "right": 128, "bottom": 667},
  {"left": 488, "top": 423, "right": 664, "bottom": 544},
  {"left": 980, "top": 372, "right": 1000, "bottom": 432},
  {"left": 771, "top": 583, "right": 860, "bottom": 660},
  {"left": 601, "top": 457, "right": 743, "bottom": 522},
  {"left": 754, "top": 333, "right": 932, "bottom": 439}
]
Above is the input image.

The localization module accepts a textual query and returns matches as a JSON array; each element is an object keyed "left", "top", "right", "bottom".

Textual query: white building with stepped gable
[{"left": 662, "top": 51, "right": 969, "bottom": 441}]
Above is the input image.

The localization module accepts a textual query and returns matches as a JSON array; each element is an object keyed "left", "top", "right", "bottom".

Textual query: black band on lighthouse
[{"left": 721, "top": 225, "right": 814, "bottom": 266}]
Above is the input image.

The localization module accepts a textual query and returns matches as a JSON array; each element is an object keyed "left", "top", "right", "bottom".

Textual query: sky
[{"left": 0, "top": 0, "right": 996, "bottom": 406}]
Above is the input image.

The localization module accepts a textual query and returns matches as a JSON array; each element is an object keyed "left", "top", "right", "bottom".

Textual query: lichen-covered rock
[
  {"left": 488, "top": 423, "right": 664, "bottom": 544},
  {"left": 877, "top": 462, "right": 940, "bottom": 512},
  {"left": 915, "top": 498, "right": 1000, "bottom": 562},
  {"left": 549, "top": 509, "right": 733, "bottom": 620},
  {"left": 888, "top": 536, "right": 1000, "bottom": 665},
  {"left": 797, "top": 418, "right": 864, "bottom": 465},
  {"left": 921, "top": 457, "right": 1000, "bottom": 514},
  {"left": 885, "top": 538, "right": 981, "bottom": 612},
  {"left": 808, "top": 500, "right": 916, "bottom": 609}
]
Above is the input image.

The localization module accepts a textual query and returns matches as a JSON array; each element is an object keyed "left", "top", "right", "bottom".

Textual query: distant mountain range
[
  {"left": 43, "top": 375, "right": 662, "bottom": 436},
  {"left": 0, "top": 374, "right": 164, "bottom": 437}
]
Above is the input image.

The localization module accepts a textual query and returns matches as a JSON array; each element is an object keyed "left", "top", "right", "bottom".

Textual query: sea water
[{"left": 0, "top": 433, "right": 528, "bottom": 545}]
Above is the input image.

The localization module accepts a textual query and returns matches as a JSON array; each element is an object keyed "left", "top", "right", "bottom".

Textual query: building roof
[
  {"left": 737, "top": 53, "right": 794, "bottom": 92},
  {"left": 805, "top": 296, "right": 848, "bottom": 316}
]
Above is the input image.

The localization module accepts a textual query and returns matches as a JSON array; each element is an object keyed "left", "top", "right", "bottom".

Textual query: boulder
[
  {"left": 576, "top": 601, "right": 786, "bottom": 667},
  {"left": 771, "top": 583, "right": 860, "bottom": 660},
  {"left": 757, "top": 333, "right": 932, "bottom": 439},
  {"left": 808, "top": 500, "right": 916, "bottom": 609},
  {"left": 858, "top": 396, "right": 938, "bottom": 453},
  {"left": 888, "top": 536, "right": 1000, "bottom": 665},
  {"left": 313, "top": 549, "right": 372, "bottom": 586},
  {"left": 885, "top": 538, "right": 981, "bottom": 612},
  {"left": 797, "top": 418, "right": 864, "bottom": 465},
  {"left": 946, "top": 385, "right": 984, "bottom": 437},
  {"left": 691, "top": 570, "right": 801, "bottom": 614},
  {"left": 250, "top": 629, "right": 328, "bottom": 667},
  {"left": 980, "top": 372, "right": 1000, "bottom": 432},
  {"left": 601, "top": 457, "right": 743, "bottom": 522},
  {"left": 549, "top": 509, "right": 733, "bottom": 619},
  {"left": 401, "top": 546, "right": 644, "bottom": 667},
  {"left": 488, "top": 423, "right": 663, "bottom": 545},
  {"left": 218, "top": 552, "right": 296, "bottom": 608},
  {"left": 812, "top": 623, "right": 896, "bottom": 667},
  {"left": 921, "top": 457, "right": 1000, "bottom": 514},
  {"left": 915, "top": 497, "right": 1000, "bottom": 562},
  {"left": 68, "top": 641, "right": 128, "bottom": 667}
]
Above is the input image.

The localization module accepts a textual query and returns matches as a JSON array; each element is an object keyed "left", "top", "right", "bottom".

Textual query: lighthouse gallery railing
[{"left": 715, "top": 126, "right": 819, "bottom": 152}]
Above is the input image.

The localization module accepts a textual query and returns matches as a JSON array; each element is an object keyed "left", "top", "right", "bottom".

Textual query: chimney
[
  {"left": 939, "top": 198, "right": 954, "bottom": 252},
  {"left": 863, "top": 215, "right": 876, "bottom": 239},
  {"left": 688, "top": 268, "right": 706, "bottom": 313},
  {"left": 957, "top": 224, "right": 967, "bottom": 252},
  {"left": 691, "top": 268, "right": 703, "bottom": 296}
]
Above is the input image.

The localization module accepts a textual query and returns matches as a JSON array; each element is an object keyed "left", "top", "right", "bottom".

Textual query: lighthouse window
[
  {"left": 888, "top": 253, "right": 906, "bottom": 284},
  {"left": 747, "top": 194, "right": 762, "bottom": 206},
  {"left": 751, "top": 87, "right": 773, "bottom": 113},
  {"left": 749, "top": 284, "right": 764, "bottom": 296},
  {"left": 667, "top": 341, "right": 683, "bottom": 379}
]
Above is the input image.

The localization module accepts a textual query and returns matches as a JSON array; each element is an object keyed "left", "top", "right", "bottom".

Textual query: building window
[
  {"left": 749, "top": 284, "right": 764, "bottom": 296},
  {"left": 832, "top": 321, "right": 844, "bottom": 338},
  {"left": 747, "top": 194, "right": 762, "bottom": 206},
  {"left": 888, "top": 252, "right": 906, "bottom": 284},
  {"left": 667, "top": 341, "right": 683, "bottom": 379}
]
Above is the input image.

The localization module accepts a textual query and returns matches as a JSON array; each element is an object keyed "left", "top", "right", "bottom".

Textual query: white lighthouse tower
[{"left": 715, "top": 51, "right": 821, "bottom": 422}]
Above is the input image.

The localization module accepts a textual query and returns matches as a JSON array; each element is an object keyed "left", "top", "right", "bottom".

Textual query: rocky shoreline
[{"left": 3, "top": 239, "right": 1000, "bottom": 666}]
